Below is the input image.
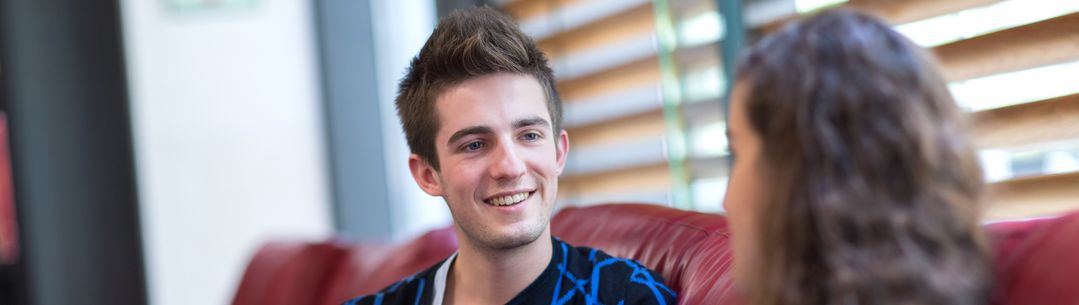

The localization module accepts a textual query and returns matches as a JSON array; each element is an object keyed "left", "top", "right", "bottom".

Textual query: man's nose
[{"left": 489, "top": 141, "right": 526, "bottom": 181}]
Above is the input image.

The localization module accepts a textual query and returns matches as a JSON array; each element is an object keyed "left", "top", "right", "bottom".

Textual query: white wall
[
  {"left": 120, "top": 1, "right": 333, "bottom": 305},
  {"left": 369, "top": 0, "right": 453, "bottom": 242}
]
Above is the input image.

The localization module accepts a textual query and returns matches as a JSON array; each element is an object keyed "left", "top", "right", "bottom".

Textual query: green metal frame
[
  {"left": 652, "top": 0, "right": 746, "bottom": 210},
  {"left": 717, "top": 0, "right": 745, "bottom": 115},
  {"left": 652, "top": 0, "right": 691, "bottom": 209}
]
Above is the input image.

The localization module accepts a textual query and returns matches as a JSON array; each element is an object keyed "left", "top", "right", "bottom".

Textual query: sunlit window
[
  {"left": 795, "top": 0, "right": 846, "bottom": 13},
  {"left": 897, "top": 0, "right": 1079, "bottom": 47},
  {"left": 952, "top": 60, "right": 1079, "bottom": 111}
]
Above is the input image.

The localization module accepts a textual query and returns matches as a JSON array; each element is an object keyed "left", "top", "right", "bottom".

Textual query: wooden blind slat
[
  {"left": 971, "top": 93, "right": 1079, "bottom": 149},
  {"left": 539, "top": 3, "right": 654, "bottom": 60},
  {"left": 558, "top": 56, "right": 660, "bottom": 101},
  {"left": 848, "top": 0, "right": 1002, "bottom": 25},
  {"left": 569, "top": 110, "right": 666, "bottom": 148},
  {"left": 561, "top": 163, "right": 672, "bottom": 197},
  {"left": 504, "top": 0, "right": 578, "bottom": 22},
  {"left": 986, "top": 171, "right": 1079, "bottom": 220},
  {"left": 758, "top": 0, "right": 1002, "bottom": 33},
  {"left": 935, "top": 12, "right": 1079, "bottom": 82}
]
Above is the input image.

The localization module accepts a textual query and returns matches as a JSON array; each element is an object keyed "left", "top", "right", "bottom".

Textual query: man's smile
[{"left": 483, "top": 190, "right": 535, "bottom": 207}]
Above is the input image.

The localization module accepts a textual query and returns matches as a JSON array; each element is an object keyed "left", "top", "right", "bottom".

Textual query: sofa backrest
[
  {"left": 550, "top": 203, "right": 739, "bottom": 305},
  {"left": 318, "top": 226, "right": 457, "bottom": 305},
  {"left": 989, "top": 212, "right": 1079, "bottom": 305},
  {"left": 233, "top": 204, "right": 1079, "bottom": 305},
  {"left": 231, "top": 241, "right": 347, "bottom": 305}
]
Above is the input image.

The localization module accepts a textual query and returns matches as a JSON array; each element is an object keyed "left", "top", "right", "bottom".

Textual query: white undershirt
[{"left": 431, "top": 252, "right": 457, "bottom": 305}]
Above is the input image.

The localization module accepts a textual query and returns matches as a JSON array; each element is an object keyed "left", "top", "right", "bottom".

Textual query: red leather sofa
[{"left": 232, "top": 203, "right": 1079, "bottom": 305}]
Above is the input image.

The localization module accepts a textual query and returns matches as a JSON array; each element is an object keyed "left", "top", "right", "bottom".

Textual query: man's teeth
[{"left": 489, "top": 193, "right": 528, "bottom": 206}]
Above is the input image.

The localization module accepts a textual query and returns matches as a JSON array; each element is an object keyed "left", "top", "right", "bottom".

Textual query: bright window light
[
  {"left": 896, "top": 0, "right": 1079, "bottom": 47},
  {"left": 678, "top": 10, "right": 723, "bottom": 48},
  {"left": 979, "top": 141, "right": 1079, "bottom": 182},
  {"left": 795, "top": 0, "right": 846, "bottom": 13},
  {"left": 1045, "top": 151, "right": 1079, "bottom": 175},
  {"left": 683, "top": 66, "right": 724, "bottom": 102},
  {"left": 689, "top": 121, "right": 728, "bottom": 158},
  {"left": 950, "top": 60, "right": 1079, "bottom": 112},
  {"left": 692, "top": 175, "right": 729, "bottom": 213}
]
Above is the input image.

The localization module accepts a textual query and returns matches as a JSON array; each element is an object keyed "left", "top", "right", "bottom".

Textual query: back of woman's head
[{"left": 735, "top": 8, "right": 990, "bottom": 305}]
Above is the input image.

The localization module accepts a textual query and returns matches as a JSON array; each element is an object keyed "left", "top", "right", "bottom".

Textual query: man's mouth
[{"left": 484, "top": 191, "right": 535, "bottom": 207}]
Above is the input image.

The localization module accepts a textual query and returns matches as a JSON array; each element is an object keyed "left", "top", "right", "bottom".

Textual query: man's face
[{"left": 409, "top": 72, "right": 568, "bottom": 251}]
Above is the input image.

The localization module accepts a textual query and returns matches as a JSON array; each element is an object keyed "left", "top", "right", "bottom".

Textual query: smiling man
[{"left": 341, "top": 6, "right": 676, "bottom": 305}]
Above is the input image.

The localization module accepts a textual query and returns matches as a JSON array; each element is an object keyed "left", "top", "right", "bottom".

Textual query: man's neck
[{"left": 445, "top": 230, "right": 553, "bottom": 305}]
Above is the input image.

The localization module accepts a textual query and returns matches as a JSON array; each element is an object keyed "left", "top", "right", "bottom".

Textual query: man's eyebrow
[
  {"left": 446, "top": 117, "right": 550, "bottom": 146},
  {"left": 513, "top": 116, "right": 550, "bottom": 130},
  {"left": 447, "top": 126, "right": 493, "bottom": 146}
]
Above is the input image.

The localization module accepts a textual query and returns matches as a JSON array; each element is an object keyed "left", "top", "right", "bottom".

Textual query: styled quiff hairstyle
[
  {"left": 396, "top": 6, "right": 562, "bottom": 170},
  {"left": 735, "top": 8, "right": 991, "bottom": 305}
]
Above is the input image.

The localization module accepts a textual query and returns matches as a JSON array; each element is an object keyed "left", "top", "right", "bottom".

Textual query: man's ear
[
  {"left": 408, "top": 154, "right": 443, "bottom": 196},
  {"left": 555, "top": 129, "right": 569, "bottom": 176}
]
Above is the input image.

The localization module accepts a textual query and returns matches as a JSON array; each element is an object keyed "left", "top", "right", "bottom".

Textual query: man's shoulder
[
  {"left": 556, "top": 239, "right": 678, "bottom": 304},
  {"left": 339, "top": 261, "right": 441, "bottom": 305}
]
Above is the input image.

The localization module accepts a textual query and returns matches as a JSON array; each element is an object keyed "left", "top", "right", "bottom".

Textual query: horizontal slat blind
[{"left": 502, "top": 0, "right": 1079, "bottom": 218}]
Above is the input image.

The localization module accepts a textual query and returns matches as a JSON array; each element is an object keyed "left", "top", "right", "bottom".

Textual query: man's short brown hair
[{"left": 396, "top": 6, "right": 562, "bottom": 171}]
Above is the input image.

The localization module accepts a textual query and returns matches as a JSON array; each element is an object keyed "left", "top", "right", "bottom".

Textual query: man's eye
[
  {"left": 522, "top": 132, "right": 541, "bottom": 142},
  {"left": 464, "top": 141, "right": 485, "bottom": 151}
]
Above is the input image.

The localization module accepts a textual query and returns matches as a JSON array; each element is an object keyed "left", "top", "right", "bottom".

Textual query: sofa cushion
[
  {"left": 551, "top": 203, "right": 739, "bottom": 305},
  {"left": 236, "top": 204, "right": 1079, "bottom": 305},
  {"left": 986, "top": 217, "right": 1057, "bottom": 267},
  {"left": 996, "top": 211, "right": 1079, "bottom": 305},
  {"left": 318, "top": 226, "right": 457, "bottom": 305},
  {"left": 231, "top": 241, "right": 346, "bottom": 305}
]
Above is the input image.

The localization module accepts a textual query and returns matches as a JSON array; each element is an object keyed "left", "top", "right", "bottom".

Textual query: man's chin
[{"left": 468, "top": 225, "right": 547, "bottom": 251}]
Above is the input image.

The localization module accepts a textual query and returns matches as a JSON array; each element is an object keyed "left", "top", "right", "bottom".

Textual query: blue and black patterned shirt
[{"left": 342, "top": 237, "right": 677, "bottom": 305}]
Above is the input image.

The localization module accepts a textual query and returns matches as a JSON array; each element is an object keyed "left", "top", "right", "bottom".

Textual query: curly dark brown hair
[
  {"left": 735, "top": 8, "right": 992, "bottom": 305},
  {"left": 396, "top": 6, "right": 562, "bottom": 170}
]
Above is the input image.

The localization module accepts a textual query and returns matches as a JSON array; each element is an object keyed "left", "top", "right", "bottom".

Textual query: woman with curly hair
[{"left": 723, "top": 8, "right": 992, "bottom": 305}]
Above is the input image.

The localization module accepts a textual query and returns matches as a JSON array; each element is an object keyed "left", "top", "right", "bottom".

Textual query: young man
[{"left": 342, "top": 6, "right": 676, "bottom": 305}]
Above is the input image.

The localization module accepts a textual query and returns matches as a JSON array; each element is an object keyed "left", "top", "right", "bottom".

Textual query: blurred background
[{"left": 0, "top": 0, "right": 1076, "bottom": 304}]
